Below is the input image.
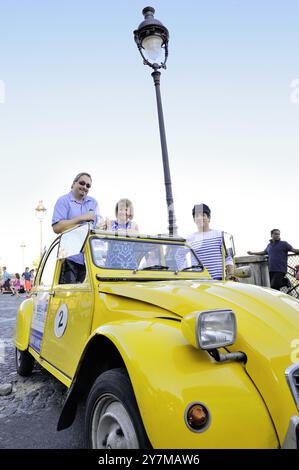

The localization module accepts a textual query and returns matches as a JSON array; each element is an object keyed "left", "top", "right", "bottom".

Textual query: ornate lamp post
[
  {"left": 134, "top": 6, "right": 178, "bottom": 236},
  {"left": 20, "top": 241, "right": 26, "bottom": 273},
  {"left": 35, "top": 200, "right": 47, "bottom": 258}
]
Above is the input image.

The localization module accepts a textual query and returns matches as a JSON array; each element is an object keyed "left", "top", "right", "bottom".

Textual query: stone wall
[{"left": 235, "top": 255, "right": 270, "bottom": 287}]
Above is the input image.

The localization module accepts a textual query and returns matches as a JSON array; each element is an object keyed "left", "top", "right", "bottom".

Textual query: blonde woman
[
  {"left": 104, "top": 199, "right": 139, "bottom": 270},
  {"left": 106, "top": 199, "right": 139, "bottom": 234}
]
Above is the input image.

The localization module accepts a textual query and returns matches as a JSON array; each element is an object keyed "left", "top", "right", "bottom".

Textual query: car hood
[
  {"left": 99, "top": 278, "right": 299, "bottom": 442},
  {"left": 99, "top": 279, "right": 299, "bottom": 353},
  {"left": 99, "top": 278, "right": 299, "bottom": 323}
]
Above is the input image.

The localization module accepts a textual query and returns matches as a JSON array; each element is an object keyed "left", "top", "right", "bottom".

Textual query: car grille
[{"left": 285, "top": 364, "right": 299, "bottom": 411}]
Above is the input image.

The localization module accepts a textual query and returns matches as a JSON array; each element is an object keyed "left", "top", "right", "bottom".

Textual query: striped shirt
[{"left": 186, "top": 230, "right": 233, "bottom": 280}]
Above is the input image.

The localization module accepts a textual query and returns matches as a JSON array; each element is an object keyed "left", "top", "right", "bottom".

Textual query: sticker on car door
[
  {"left": 54, "top": 304, "right": 68, "bottom": 338},
  {"left": 30, "top": 292, "right": 50, "bottom": 353}
]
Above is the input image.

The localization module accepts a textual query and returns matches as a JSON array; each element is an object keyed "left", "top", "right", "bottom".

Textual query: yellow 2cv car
[{"left": 15, "top": 224, "right": 299, "bottom": 449}]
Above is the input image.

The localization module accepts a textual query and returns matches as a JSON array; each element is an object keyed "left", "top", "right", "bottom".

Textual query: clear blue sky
[{"left": 0, "top": 0, "right": 299, "bottom": 272}]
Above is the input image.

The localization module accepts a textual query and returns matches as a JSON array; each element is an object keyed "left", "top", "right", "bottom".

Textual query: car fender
[
  {"left": 15, "top": 299, "right": 34, "bottom": 351},
  {"left": 96, "top": 318, "right": 278, "bottom": 449}
]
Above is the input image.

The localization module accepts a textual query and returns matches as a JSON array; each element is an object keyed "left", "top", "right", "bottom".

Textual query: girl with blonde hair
[{"left": 105, "top": 198, "right": 139, "bottom": 234}]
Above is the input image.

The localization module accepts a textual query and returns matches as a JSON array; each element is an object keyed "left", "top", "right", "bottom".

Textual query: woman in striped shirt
[{"left": 186, "top": 203, "right": 234, "bottom": 280}]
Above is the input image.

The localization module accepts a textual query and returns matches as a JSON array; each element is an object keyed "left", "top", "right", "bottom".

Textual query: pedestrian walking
[
  {"left": 30, "top": 269, "right": 35, "bottom": 287},
  {"left": 1, "top": 267, "right": 12, "bottom": 294},
  {"left": 22, "top": 267, "right": 32, "bottom": 297},
  {"left": 11, "top": 273, "right": 21, "bottom": 297}
]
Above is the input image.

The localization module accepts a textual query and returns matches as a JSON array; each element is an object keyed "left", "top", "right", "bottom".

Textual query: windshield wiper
[
  {"left": 180, "top": 264, "right": 203, "bottom": 272},
  {"left": 142, "top": 265, "right": 169, "bottom": 271}
]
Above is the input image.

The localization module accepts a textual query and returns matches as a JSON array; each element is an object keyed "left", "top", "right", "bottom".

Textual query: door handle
[{"left": 49, "top": 292, "right": 55, "bottom": 297}]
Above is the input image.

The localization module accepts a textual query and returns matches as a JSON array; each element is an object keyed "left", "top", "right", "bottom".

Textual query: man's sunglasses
[{"left": 78, "top": 181, "right": 91, "bottom": 189}]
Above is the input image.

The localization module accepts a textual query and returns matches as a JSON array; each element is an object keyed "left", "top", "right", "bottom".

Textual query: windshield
[{"left": 90, "top": 237, "right": 204, "bottom": 273}]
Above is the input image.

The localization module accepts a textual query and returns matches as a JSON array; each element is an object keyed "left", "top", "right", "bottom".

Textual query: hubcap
[
  {"left": 16, "top": 349, "right": 21, "bottom": 367},
  {"left": 91, "top": 394, "right": 139, "bottom": 449}
]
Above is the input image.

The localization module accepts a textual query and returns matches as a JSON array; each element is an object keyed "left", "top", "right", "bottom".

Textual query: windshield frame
[{"left": 89, "top": 235, "right": 206, "bottom": 276}]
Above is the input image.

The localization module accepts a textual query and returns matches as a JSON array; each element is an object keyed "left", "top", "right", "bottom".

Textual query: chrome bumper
[{"left": 282, "top": 416, "right": 299, "bottom": 449}]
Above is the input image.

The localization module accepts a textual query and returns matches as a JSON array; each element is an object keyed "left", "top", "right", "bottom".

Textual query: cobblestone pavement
[{"left": 0, "top": 294, "right": 84, "bottom": 448}]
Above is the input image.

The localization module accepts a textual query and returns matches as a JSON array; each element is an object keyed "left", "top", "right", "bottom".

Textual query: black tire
[
  {"left": 16, "top": 348, "right": 35, "bottom": 376},
  {"left": 85, "top": 368, "right": 151, "bottom": 449}
]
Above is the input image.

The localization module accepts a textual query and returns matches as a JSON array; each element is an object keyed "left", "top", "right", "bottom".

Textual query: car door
[
  {"left": 40, "top": 225, "right": 93, "bottom": 379},
  {"left": 30, "top": 242, "right": 59, "bottom": 355}
]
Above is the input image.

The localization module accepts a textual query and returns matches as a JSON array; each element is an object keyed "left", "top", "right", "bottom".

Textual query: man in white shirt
[{"left": 186, "top": 203, "right": 235, "bottom": 280}]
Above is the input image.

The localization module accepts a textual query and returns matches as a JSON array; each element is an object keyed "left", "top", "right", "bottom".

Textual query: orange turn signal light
[{"left": 185, "top": 403, "right": 210, "bottom": 432}]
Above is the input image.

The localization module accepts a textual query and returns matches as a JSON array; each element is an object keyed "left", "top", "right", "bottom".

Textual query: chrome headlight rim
[{"left": 196, "top": 309, "right": 237, "bottom": 350}]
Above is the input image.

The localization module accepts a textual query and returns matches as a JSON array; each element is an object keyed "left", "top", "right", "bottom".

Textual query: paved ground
[{"left": 0, "top": 294, "right": 85, "bottom": 448}]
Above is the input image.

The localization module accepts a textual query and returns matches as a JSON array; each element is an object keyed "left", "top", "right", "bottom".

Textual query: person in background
[
  {"left": 1, "top": 267, "right": 11, "bottom": 294},
  {"left": 52, "top": 172, "right": 101, "bottom": 283},
  {"left": 247, "top": 229, "right": 299, "bottom": 290},
  {"left": 30, "top": 269, "right": 35, "bottom": 287},
  {"left": 11, "top": 273, "right": 21, "bottom": 297},
  {"left": 186, "top": 203, "right": 235, "bottom": 280},
  {"left": 22, "top": 267, "right": 32, "bottom": 297}
]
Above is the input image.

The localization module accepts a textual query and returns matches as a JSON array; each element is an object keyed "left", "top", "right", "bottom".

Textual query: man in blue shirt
[
  {"left": 248, "top": 229, "right": 299, "bottom": 290},
  {"left": 52, "top": 172, "right": 101, "bottom": 283}
]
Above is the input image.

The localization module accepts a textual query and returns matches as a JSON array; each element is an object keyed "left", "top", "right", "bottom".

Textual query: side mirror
[
  {"left": 58, "top": 223, "right": 89, "bottom": 259},
  {"left": 223, "top": 232, "right": 236, "bottom": 258},
  {"left": 234, "top": 266, "right": 252, "bottom": 278}
]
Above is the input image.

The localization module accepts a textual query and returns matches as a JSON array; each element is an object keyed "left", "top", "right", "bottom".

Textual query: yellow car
[{"left": 15, "top": 224, "right": 299, "bottom": 449}]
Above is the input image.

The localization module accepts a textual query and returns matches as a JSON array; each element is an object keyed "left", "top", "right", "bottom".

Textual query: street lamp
[
  {"left": 134, "top": 6, "right": 178, "bottom": 236},
  {"left": 35, "top": 200, "right": 47, "bottom": 258},
  {"left": 20, "top": 241, "right": 26, "bottom": 272}
]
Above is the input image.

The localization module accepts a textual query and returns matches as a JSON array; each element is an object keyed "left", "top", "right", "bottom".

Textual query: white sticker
[
  {"left": 30, "top": 292, "right": 49, "bottom": 353},
  {"left": 54, "top": 304, "right": 68, "bottom": 338}
]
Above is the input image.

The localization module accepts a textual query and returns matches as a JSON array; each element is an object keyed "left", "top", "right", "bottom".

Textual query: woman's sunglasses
[{"left": 78, "top": 181, "right": 91, "bottom": 189}]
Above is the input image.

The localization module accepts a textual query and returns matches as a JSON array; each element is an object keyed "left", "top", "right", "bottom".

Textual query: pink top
[{"left": 13, "top": 279, "right": 21, "bottom": 289}]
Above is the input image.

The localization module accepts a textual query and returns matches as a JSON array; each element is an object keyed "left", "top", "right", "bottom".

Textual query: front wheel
[
  {"left": 16, "top": 348, "right": 35, "bottom": 376},
  {"left": 85, "top": 368, "right": 151, "bottom": 449}
]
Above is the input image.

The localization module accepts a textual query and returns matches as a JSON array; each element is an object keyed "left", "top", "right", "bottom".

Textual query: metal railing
[{"left": 282, "top": 254, "right": 299, "bottom": 298}]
